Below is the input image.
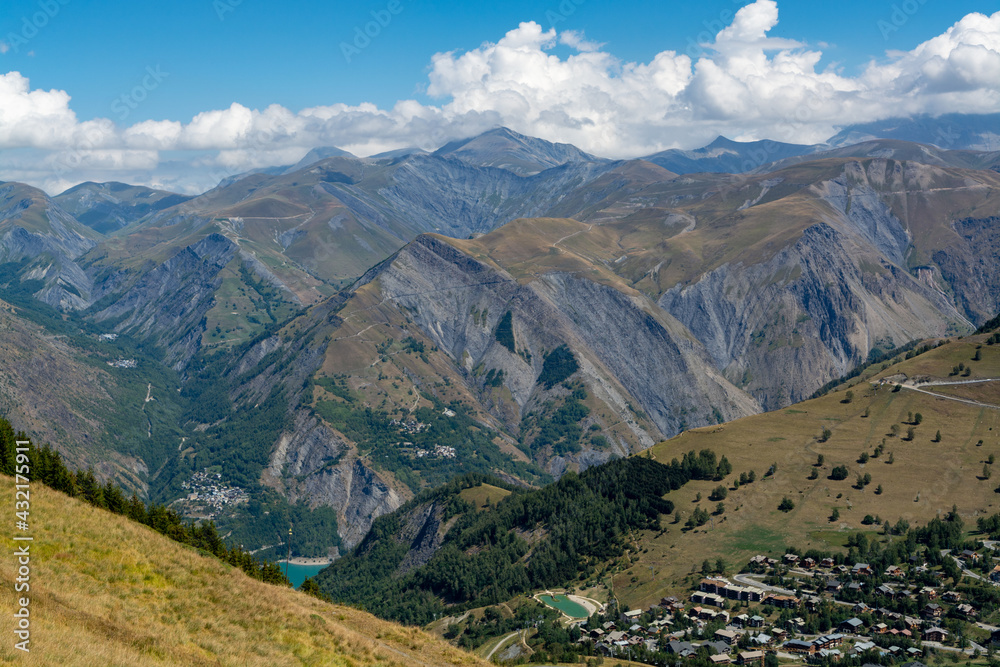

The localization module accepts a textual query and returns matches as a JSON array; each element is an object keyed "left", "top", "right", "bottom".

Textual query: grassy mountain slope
[
  {"left": 0, "top": 479, "right": 488, "bottom": 666},
  {"left": 0, "top": 295, "right": 187, "bottom": 492},
  {"left": 616, "top": 328, "right": 1000, "bottom": 609}
]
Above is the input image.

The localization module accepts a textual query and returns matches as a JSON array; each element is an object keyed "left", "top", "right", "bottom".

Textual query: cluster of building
[
  {"left": 390, "top": 419, "right": 428, "bottom": 434},
  {"left": 583, "top": 545, "right": 995, "bottom": 665},
  {"left": 415, "top": 444, "right": 457, "bottom": 459},
  {"left": 107, "top": 358, "right": 137, "bottom": 368},
  {"left": 97, "top": 333, "right": 119, "bottom": 341},
  {"left": 176, "top": 470, "right": 249, "bottom": 519}
]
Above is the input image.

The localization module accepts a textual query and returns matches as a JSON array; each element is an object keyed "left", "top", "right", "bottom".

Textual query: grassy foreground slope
[
  {"left": 619, "top": 330, "right": 1000, "bottom": 608},
  {"left": 0, "top": 481, "right": 487, "bottom": 667}
]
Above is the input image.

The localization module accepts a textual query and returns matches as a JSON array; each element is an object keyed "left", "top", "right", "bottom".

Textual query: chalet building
[
  {"left": 665, "top": 640, "right": 697, "bottom": 657},
  {"left": 764, "top": 594, "right": 800, "bottom": 609},
  {"left": 749, "top": 615, "right": 765, "bottom": 628},
  {"left": 960, "top": 550, "right": 980, "bottom": 563},
  {"left": 839, "top": 618, "right": 864, "bottom": 634},
  {"left": 877, "top": 584, "right": 900, "bottom": 598},
  {"left": 784, "top": 554, "right": 800, "bottom": 565},
  {"left": 715, "top": 630, "right": 739, "bottom": 645},
  {"left": 919, "top": 587, "right": 938, "bottom": 599},
  {"left": 852, "top": 563, "right": 873, "bottom": 577},
  {"left": 826, "top": 579, "right": 843, "bottom": 593},
  {"left": 803, "top": 558, "right": 817, "bottom": 569},
  {"left": 941, "top": 591, "right": 961, "bottom": 603},
  {"left": 696, "top": 579, "right": 763, "bottom": 602},
  {"left": 810, "top": 648, "right": 842, "bottom": 663},
  {"left": 956, "top": 603, "right": 976, "bottom": 618},
  {"left": 989, "top": 566, "right": 1000, "bottom": 583},
  {"left": 850, "top": 641, "right": 877, "bottom": 657},
  {"left": 710, "top": 654, "right": 733, "bottom": 665},
  {"left": 922, "top": 603, "right": 943, "bottom": 619},
  {"left": 700, "top": 578, "right": 730, "bottom": 594},
  {"left": 813, "top": 634, "right": 845, "bottom": 650},
  {"left": 750, "top": 634, "right": 772, "bottom": 647},
  {"left": 737, "top": 651, "right": 765, "bottom": 665},
  {"left": 783, "top": 640, "right": 816, "bottom": 655},
  {"left": 690, "top": 607, "right": 729, "bottom": 623},
  {"left": 705, "top": 641, "right": 731, "bottom": 655},
  {"left": 885, "top": 566, "right": 904, "bottom": 577},
  {"left": 923, "top": 627, "right": 949, "bottom": 643},
  {"left": 821, "top": 558, "right": 836, "bottom": 568},
  {"left": 804, "top": 596, "right": 823, "bottom": 612},
  {"left": 691, "top": 592, "right": 725, "bottom": 607},
  {"left": 725, "top": 585, "right": 764, "bottom": 602}
]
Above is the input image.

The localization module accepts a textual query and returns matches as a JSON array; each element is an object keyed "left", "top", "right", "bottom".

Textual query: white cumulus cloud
[{"left": 1, "top": 1, "right": 999, "bottom": 194}]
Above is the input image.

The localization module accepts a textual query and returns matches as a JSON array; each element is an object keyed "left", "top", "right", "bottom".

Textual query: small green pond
[{"left": 538, "top": 594, "right": 589, "bottom": 618}]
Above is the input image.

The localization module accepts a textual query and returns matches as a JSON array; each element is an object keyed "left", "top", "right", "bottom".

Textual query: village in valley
[
  {"left": 567, "top": 532, "right": 1000, "bottom": 667},
  {"left": 173, "top": 470, "right": 250, "bottom": 520}
]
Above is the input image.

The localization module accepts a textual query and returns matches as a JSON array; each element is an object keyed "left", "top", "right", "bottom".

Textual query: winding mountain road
[{"left": 889, "top": 377, "right": 1000, "bottom": 411}]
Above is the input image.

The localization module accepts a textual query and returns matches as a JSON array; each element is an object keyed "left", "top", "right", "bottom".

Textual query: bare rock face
[
  {"left": 263, "top": 411, "right": 403, "bottom": 549},
  {"left": 392, "top": 502, "right": 447, "bottom": 576},
  {"left": 0, "top": 187, "right": 99, "bottom": 309},
  {"left": 92, "top": 233, "right": 238, "bottom": 368},
  {"left": 363, "top": 235, "right": 760, "bottom": 443},
  {"left": 659, "top": 223, "right": 967, "bottom": 410},
  {"left": 933, "top": 216, "right": 1000, "bottom": 325}
]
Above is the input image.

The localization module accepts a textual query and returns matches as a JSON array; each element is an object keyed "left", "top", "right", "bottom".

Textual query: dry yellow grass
[
  {"left": 0, "top": 481, "right": 489, "bottom": 666},
  {"left": 615, "top": 333, "right": 1000, "bottom": 610},
  {"left": 458, "top": 484, "right": 512, "bottom": 510}
]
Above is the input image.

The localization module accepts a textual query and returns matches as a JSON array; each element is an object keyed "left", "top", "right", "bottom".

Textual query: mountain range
[{"left": 2, "top": 114, "right": 1000, "bottom": 557}]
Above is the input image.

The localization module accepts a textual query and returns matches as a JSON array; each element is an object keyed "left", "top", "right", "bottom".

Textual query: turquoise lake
[{"left": 278, "top": 561, "right": 330, "bottom": 589}]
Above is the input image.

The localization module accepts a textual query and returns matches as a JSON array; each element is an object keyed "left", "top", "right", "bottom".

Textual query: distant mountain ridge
[
  {"left": 433, "top": 126, "right": 601, "bottom": 175},
  {"left": 829, "top": 112, "right": 1000, "bottom": 151},
  {"left": 53, "top": 181, "right": 193, "bottom": 234},
  {"left": 642, "top": 135, "right": 825, "bottom": 174}
]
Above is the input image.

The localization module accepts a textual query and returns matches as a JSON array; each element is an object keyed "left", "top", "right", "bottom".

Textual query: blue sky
[
  {"left": 2, "top": 0, "right": 999, "bottom": 193},
  {"left": 4, "top": 0, "right": 991, "bottom": 122}
]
